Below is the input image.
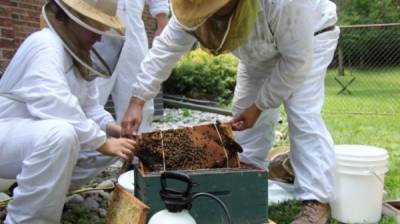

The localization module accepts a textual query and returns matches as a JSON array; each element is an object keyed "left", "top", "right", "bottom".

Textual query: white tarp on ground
[{"left": 268, "top": 180, "right": 296, "bottom": 206}]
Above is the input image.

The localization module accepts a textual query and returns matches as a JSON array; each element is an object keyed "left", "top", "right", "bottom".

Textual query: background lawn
[
  {"left": 324, "top": 67, "right": 400, "bottom": 115},
  {"left": 270, "top": 68, "right": 399, "bottom": 223}
]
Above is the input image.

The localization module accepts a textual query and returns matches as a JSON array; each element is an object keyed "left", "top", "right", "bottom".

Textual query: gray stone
[
  {"left": 98, "top": 208, "right": 107, "bottom": 218},
  {"left": 82, "top": 197, "right": 100, "bottom": 211},
  {"left": 93, "top": 195, "right": 104, "bottom": 203},
  {"left": 97, "top": 180, "right": 114, "bottom": 190},
  {"left": 99, "top": 191, "right": 111, "bottom": 201},
  {"left": 66, "top": 194, "right": 84, "bottom": 204}
]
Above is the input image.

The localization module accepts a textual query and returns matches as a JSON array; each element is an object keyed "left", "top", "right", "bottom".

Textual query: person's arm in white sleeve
[
  {"left": 131, "top": 16, "right": 196, "bottom": 101},
  {"left": 122, "top": 17, "right": 196, "bottom": 137},
  {"left": 146, "top": 0, "right": 169, "bottom": 37},
  {"left": 255, "top": 0, "right": 314, "bottom": 110},
  {"left": 82, "top": 80, "right": 121, "bottom": 137},
  {"left": 81, "top": 81, "right": 136, "bottom": 158},
  {"left": 21, "top": 47, "right": 108, "bottom": 150}
]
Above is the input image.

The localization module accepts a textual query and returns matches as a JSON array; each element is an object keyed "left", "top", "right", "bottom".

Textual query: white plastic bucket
[
  {"left": 117, "top": 170, "right": 135, "bottom": 193},
  {"left": 331, "top": 145, "right": 388, "bottom": 223}
]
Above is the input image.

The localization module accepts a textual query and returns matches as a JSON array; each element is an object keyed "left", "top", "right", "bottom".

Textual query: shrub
[{"left": 164, "top": 49, "right": 239, "bottom": 104}]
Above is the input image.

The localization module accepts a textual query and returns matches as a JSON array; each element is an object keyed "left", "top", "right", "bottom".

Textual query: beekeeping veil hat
[
  {"left": 171, "top": 0, "right": 231, "bottom": 30},
  {"left": 171, "top": 0, "right": 259, "bottom": 55},
  {"left": 41, "top": 0, "right": 125, "bottom": 81}
]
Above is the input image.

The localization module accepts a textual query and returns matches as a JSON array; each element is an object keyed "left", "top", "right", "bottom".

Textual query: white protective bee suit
[
  {"left": 130, "top": 0, "right": 340, "bottom": 202},
  {"left": 0, "top": 28, "right": 118, "bottom": 223},
  {"left": 94, "top": 0, "right": 169, "bottom": 130}
]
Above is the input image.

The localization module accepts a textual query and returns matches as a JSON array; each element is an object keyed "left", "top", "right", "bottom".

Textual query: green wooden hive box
[{"left": 134, "top": 166, "right": 268, "bottom": 224}]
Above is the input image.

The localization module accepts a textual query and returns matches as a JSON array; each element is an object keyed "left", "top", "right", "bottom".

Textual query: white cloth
[
  {"left": 0, "top": 28, "right": 117, "bottom": 223},
  {"left": 93, "top": 0, "right": 169, "bottom": 129},
  {"left": 129, "top": 0, "right": 339, "bottom": 202},
  {"left": 268, "top": 180, "right": 296, "bottom": 206}
]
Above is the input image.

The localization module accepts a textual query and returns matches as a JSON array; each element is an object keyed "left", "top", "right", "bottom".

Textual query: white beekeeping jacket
[
  {"left": 115, "top": 0, "right": 170, "bottom": 79},
  {"left": 146, "top": 0, "right": 169, "bottom": 17},
  {"left": 0, "top": 28, "right": 114, "bottom": 150},
  {"left": 131, "top": 0, "right": 337, "bottom": 109},
  {"left": 94, "top": 0, "right": 170, "bottom": 72},
  {"left": 119, "top": 0, "right": 169, "bottom": 17}
]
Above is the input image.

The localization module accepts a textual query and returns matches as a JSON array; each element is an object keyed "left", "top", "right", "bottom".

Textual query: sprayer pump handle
[{"left": 161, "top": 171, "right": 193, "bottom": 195}]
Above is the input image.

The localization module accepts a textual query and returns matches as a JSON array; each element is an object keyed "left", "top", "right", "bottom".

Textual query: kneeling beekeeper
[
  {"left": 121, "top": 0, "right": 340, "bottom": 223},
  {"left": 0, "top": 0, "right": 137, "bottom": 223}
]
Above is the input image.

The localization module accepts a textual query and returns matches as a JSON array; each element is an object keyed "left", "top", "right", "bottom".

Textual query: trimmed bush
[{"left": 164, "top": 49, "right": 239, "bottom": 104}]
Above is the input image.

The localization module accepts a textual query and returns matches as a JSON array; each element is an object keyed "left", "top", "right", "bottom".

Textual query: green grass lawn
[
  {"left": 324, "top": 67, "right": 400, "bottom": 115},
  {"left": 270, "top": 68, "right": 400, "bottom": 223}
]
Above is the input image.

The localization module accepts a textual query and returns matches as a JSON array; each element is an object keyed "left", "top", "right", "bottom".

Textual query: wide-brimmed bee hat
[
  {"left": 171, "top": 0, "right": 231, "bottom": 30},
  {"left": 41, "top": 0, "right": 125, "bottom": 80}
]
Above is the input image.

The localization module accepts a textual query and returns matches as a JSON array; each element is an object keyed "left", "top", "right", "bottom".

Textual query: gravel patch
[{"left": 153, "top": 108, "right": 232, "bottom": 130}]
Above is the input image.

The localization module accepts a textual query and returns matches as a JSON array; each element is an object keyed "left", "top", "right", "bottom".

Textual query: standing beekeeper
[
  {"left": 93, "top": 0, "right": 169, "bottom": 131},
  {"left": 122, "top": 0, "right": 339, "bottom": 223},
  {"left": 0, "top": 0, "right": 138, "bottom": 223}
]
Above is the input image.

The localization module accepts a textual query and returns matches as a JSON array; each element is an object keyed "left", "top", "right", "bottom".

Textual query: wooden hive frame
[{"left": 136, "top": 122, "right": 242, "bottom": 172}]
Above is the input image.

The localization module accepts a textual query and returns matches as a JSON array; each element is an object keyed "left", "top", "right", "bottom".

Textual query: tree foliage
[
  {"left": 337, "top": 0, "right": 400, "bottom": 24},
  {"left": 335, "top": 1, "right": 400, "bottom": 67}
]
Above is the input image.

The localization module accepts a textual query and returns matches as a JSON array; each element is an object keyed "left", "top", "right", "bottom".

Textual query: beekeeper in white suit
[
  {"left": 0, "top": 0, "right": 138, "bottom": 223},
  {"left": 93, "top": 0, "right": 169, "bottom": 131},
  {"left": 122, "top": 0, "right": 339, "bottom": 223}
]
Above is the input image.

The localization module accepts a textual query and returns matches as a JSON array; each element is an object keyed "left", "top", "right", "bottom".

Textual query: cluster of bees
[{"left": 135, "top": 124, "right": 240, "bottom": 171}]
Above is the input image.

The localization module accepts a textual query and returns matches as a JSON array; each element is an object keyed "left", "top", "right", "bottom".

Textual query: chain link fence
[{"left": 325, "top": 23, "right": 400, "bottom": 115}]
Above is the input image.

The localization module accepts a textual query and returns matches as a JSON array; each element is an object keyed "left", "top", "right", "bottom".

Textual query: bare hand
[
  {"left": 121, "top": 97, "right": 145, "bottom": 138},
  {"left": 98, "top": 137, "right": 137, "bottom": 161},
  {"left": 153, "top": 27, "right": 164, "bottom": 38},
  {"left": 231, "top": 104, "right": 262, "bottom": 131},
  {"left": 153, "top": 13, "right": 168, "bottom": 38}
]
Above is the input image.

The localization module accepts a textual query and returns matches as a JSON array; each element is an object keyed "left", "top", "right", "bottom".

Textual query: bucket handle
[{"left": 368, "top": 168, "right": 387, "bottom": 195}]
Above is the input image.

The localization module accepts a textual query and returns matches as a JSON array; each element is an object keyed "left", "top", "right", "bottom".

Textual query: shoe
[
  {"left": 291, "top": 200, "right": 330, "bottom": 224},
  {"left": 268, "top": 152, "right": 294, "bottom": 183}
]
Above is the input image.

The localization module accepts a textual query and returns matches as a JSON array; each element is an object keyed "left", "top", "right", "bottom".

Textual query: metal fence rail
[{"left": 325, "top": 23, "right": 400, "bottom": 115}]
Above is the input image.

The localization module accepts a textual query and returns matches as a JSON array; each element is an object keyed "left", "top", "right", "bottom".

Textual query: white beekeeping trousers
[
  {"left": 233, "top": 28, "right": 340, "bottom": 202},
  {"left": 94, "top": 0, "right": 154, "bottom": 131},
  {"left": 0, "top": 118, "right": 117, "bottom": 224}
]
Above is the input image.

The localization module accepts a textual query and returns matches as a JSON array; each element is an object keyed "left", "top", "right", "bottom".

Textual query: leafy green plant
[
  {"left": 164, "top": 49, "right": 239, "bottom": 105},
  {"left": 180, "top": 108, "right": 192, "bottom": 117}
]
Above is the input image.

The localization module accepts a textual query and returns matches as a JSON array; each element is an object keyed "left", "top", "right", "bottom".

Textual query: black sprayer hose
[{"left": 192, "top": 192, "right": 232, "bottom": 224}]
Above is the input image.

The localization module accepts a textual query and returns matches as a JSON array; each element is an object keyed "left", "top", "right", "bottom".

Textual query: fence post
[{"left": 338, "top": 46, "right": 345, "bottom": 76}]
